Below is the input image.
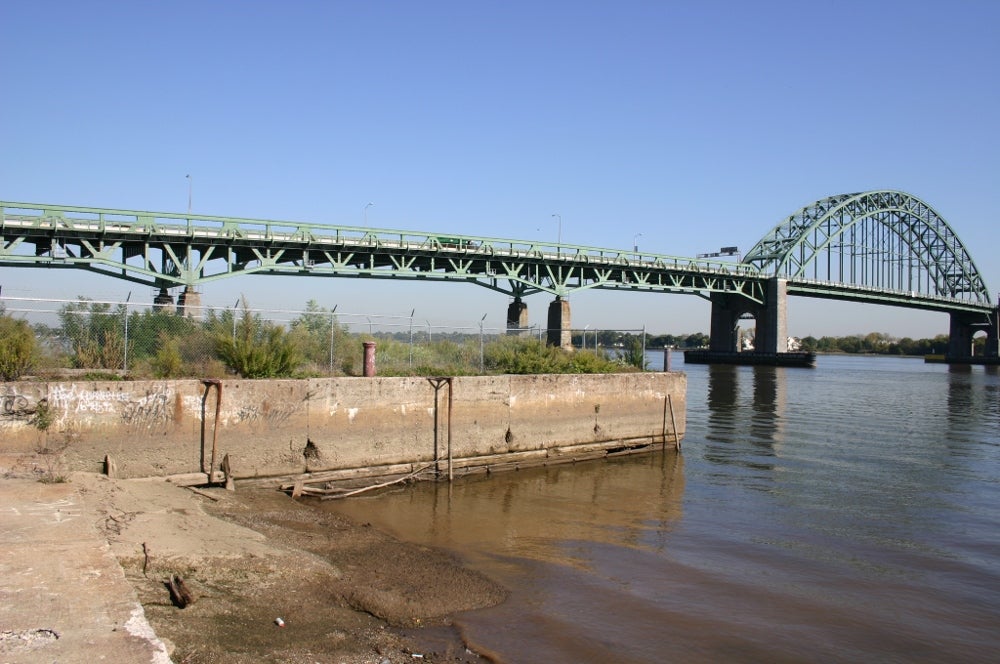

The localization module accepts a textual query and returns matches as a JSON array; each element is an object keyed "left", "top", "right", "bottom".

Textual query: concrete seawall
[{"left": 1, "top": 373, "right": 685, "bottom": 482}]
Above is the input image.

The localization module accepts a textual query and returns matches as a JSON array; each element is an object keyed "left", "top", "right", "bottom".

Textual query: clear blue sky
[{"left": 2, "top": 1, "right": 998, "bottom": 338}]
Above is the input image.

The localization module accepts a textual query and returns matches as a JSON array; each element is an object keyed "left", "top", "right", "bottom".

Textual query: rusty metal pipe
[{"left": 202, "top": 379, "right": 222, "bottom": 484}]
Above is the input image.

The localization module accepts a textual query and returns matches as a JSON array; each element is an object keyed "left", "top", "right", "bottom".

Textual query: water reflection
[
  {"left": 702, "top": 364, "right": 787, "bottom": 477},
  {"left": 947, "top": 363, "right": 1000, "bottom": 431},
  {"left": 326, "top": 451, "right": 685, "bottom": 567}
]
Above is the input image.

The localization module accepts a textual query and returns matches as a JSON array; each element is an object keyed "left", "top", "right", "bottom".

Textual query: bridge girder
[
  {"left": 742, "top": 190, "right": 992, "bottom": 311},
  {"left": 0, "top": 201, "right": 763, "bottom": 303}
]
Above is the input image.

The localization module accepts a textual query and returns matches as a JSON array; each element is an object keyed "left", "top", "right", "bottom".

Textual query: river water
[{"left": 325, "top": 355, "right": 1000, "bottom": 663}]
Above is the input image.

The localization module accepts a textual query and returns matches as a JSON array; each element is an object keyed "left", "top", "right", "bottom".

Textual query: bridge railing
[
  {"left": 787, "top": 276, "right": 994, "bottom": 311},
  {"left": 1, "top": 201, "right": 758, "bottom": 278}
]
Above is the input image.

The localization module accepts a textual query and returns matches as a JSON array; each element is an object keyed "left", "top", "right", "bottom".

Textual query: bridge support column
[
  {"left": 507, "top": 298, "right": 529, "bottom": 335},
  {"left": 176, "top": 287, "right": 202, "bottom": 319},
  {"left": 547, "top": 297, "right": 572, "bottom": 350},
  {"left": 989, "top": 307, "right": 1000, "bottom": 358},
  {"left": 709, "top": 293, "right": 741, "bottom": 352},
  {"left": 948, "top": 307, "right": 999, "bottom": 358},
  {"left": 755, "top": 278, "right": 788, "bottom": 354},
  {"left": 709, "top": 278, "right": 788, "bottom": 353},
  {"left": 153, "top": 287, "right": 174, "bottom": 311}
]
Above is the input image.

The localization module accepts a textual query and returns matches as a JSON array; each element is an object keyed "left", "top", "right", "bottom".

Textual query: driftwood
[
  {"left": 222, "top": 454, "right": 236, "bottom": 491},
  {"left": 319, "top": 464, "right": 433, "bottom": 500},
  {"left": 281, "top": 464, "right": 434, "bottom": 498},
  {"left": 165, "top": 575, "right": 196, "bottom": 608},
  {"left": 186, "top": 486, "right": 220, "bottom": 502}
]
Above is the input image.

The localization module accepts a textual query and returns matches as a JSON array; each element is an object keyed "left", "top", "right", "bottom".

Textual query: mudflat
[{"left": 25, "top": 472, "right": 508, "bottom": 663}]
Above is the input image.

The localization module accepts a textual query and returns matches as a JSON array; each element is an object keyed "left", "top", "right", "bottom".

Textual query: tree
[
  {"left": 0, "top": 312, "right": 37, "bottom": 380},
  {"left": 620, "top": 335, "right": 648, "bottom": 370}
]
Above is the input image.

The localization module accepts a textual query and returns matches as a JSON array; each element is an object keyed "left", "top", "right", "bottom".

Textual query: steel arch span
[{"left": 742, "top": 190, "right": 992, "bottom": 310}]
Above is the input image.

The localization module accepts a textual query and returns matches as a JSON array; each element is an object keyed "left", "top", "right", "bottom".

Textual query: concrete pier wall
[{"left": 0, "top": 373, "right": 686, "bottom": 481}]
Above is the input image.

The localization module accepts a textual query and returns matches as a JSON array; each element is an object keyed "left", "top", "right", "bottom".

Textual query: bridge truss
[
  {"left": 742, "top": 190, "right": 993, "bottom": 315},
  {"left": 0, "top": 202, "right": 763, "bottom": 303}
]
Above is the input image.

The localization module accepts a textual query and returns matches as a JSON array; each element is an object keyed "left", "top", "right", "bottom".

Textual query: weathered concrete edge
[{"left": 0, "top": 372, "right": 686, "bottom": 482}]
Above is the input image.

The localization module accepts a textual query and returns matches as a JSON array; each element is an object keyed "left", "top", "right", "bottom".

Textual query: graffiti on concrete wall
[
  {"left": 45, "top": 384, "right": 176, "bottom": 432},
  {"left": 1, "top": 388, "right": 42, "bottom": 422},
  {"left": 121, "top": 390, "right": 173, "bottom": 432},
  {"left": 234, "top": 399, "right": 300, "bottom": 428}
]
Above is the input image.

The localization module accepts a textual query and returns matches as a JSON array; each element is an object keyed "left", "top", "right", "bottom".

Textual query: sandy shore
[{"left": 72, "top": 472, "right": 507, "bottom": 663}]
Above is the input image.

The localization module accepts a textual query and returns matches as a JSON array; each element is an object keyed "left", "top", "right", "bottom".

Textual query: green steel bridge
[{"left": 1, "top": 190, "right": 996, "bottom": 357}]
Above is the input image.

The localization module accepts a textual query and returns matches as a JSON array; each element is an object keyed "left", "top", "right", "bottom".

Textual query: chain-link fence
[{"left": 1, "top": 296, "right": 651, "bottom": 379}]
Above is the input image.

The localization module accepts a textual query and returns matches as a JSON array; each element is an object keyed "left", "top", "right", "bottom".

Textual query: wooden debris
[
  {"left": 222, "top": 453, "right": 236, "bottom": 491},
  {"left": 186, "top": 486, "right": 220, "bottom": 502},
  {"left": 320, "top": 464, "right": 433, "bottom": 500},
  {"left": 165, "top": 574, "right": 196, "bottom": 608}
]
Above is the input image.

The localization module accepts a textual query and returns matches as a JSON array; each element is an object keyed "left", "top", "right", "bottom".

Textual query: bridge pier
[
  {"left": 757, "top": 278, "right": 789, "bottom": 354},
  {"left": 507, "top": 297, "right": 529, "bottom": 335},
  {"left": 948, "top": 307, "right": 1000, "bottom": 358},
  {"left": 709, "top": 293, "right": 741, "bottom": 352},
  {"left": 709, "top": 278, "right": 788, "bottom": 353},
  {"left": 153, "top": 287, "right": 174, "bottom": 311},
  {"left": 176, "top": 287, "right": 202, "bottom": 319},
  {"left": 547, "top": 297, "right": 572, "bottom": 350}
]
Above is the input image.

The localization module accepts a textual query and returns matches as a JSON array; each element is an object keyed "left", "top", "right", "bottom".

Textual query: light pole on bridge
[
  {"left": 633, "top": 233, "right": 642, "bottom": 253},
  {"left": 551, "top": 213, "right": 562, "bottom": 256},
  {"left": 363, "top": 202, "right": 374, "bottom": 225}
]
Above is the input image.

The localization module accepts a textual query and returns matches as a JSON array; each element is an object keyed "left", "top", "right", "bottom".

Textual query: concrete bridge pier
[
  {"left": 709, "top": 292, "right": 741, "bottom": 352},
  {"left": 990, "top": 307, "right": 1000, "bottom": 357},
  {"left": 507, "top": 297, "right": 529, "bottom": 335},
  {"left": 709, "top": 278, "right": 788, "bottom": 353},
  {"left": 948, "top": 307, "right": 1000, "bottom": 358},
  {"left": 547, "top": 297, "right": 572, "bottom": 350},
  {"left": 153, "top": 287, "right": 174, "bottom": 311},
  {"left": 176, "top": 287, "right": 202, "bottom": 319},
  {"left": 756, "top": 278, "right": 789, "bottom": 353}
]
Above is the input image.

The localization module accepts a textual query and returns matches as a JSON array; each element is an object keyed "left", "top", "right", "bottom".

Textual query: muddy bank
[{"left": 75, "top": 473, "right": 507, "bottom": 663}]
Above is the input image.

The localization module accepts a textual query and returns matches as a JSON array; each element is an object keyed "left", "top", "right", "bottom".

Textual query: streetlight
[
  {"left": 329, "top": 304, "right": 339, "bottom": 374},
  {"left": 409, "top": 308, "right": 415, "bottom": 367},
  {"left": 123, "top": 291, "right": 132, "bottom": 372},
  {"left": 363, "top": 202, "right": 374, "bottom": 225},
  {"left": 551, "top": 213, "right": 562, "bottom": 256},
  {"left": 479, "top": 313, "right": 487, "bottom": 372},
  {"left": 583, "top": 324, "right": 590, "bottom": 350},
  {"left": 231, "top": 297, "right": 240, "bottom": 341},
  {"left": 633, "top": 233, "right": 642, "bottom": 253},
  {"left": 186, "top": 174, "right": 192, "bottom": 215}
]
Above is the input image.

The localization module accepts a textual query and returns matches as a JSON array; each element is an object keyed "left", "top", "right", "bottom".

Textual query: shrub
[
  {"left": 151, "top": 334, "right": 185, "bottom": 378},
  {"left": 0, "top": 314, "right": 37, "bottom": 380},
  {"left": 619, "top": 336, "right": 648, "bottom": 370},
  {"left": 484, "top": 336, "right": 626, "bottom": 374},
  {"left": 216, "top": 302, "right": 303, "bottom": 378}
]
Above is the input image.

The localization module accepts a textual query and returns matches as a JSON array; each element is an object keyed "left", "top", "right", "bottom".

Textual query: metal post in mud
[
  {"left": 427, "top": 378, "right": 450, "bottom": 477},
  {"left": 201, "top": 379, "right": 223, "bottom": 484},
  {"left": 667, "top": 393, "right": 680, "bottom": 451},
  {"left": 447, "top": 377, "right": 454, "bottom": 482},
  {"left": 662, "top": 395, "right": 668, "bottom": 450}
]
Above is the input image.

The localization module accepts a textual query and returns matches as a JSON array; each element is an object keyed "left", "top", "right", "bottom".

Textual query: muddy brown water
[{"left": 324, "top": 355, "right": 1000, "bottom": 663}]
